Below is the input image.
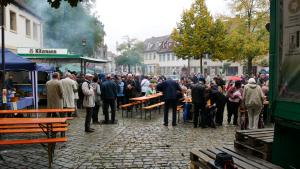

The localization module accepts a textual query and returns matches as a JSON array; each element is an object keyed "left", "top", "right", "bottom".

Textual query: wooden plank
[
  {"left": 0, "top": 137, "right": 67, "bottom": 145},
  {"left": 0, "top": 118, "right": 67, "bottom": 125},
  {"left": 262, "top": 139, "right": 274, "bottom": 143},
  {"left": 224, "top": 146, "right": 282, "bottom": 169},
  {"left": 236, "top": 131, "right": 274, "bottom": 140},
  {"left": 237, "top": 128, "right": 274, "bottom": 134},
  {"left": 257, "top": 136, "right": 274, "bottom": 140},
  {"left": 0, "top": 123, "right": 69, "bottom": 129},
  {"left": 216, "top": 147, "right": 269, "bottom": 169},
  {"left": 247, "top": 133, "right": 274, "bottom": 138},
  {"left": 142, "top": 102, "right": 164, "bottom": 110},
  {"left": 0, "top": 108, "right": 75, "bottom": 114},
  {"left": 0, "top": 127, "right": 67, "bottom": 134},
  {"left": 207, "top": 148, "right": 253, "bottom": 169},
  {"left": 190, "top": 149, "right": 215, "bottom": 169},
  {"left": 234, "top": 141, "right": 270, "bottom": 161}
]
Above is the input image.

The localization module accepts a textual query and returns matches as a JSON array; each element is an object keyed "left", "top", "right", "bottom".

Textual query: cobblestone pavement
[{"left": 0, "top": 108, "right": 236, "bottom": 169}]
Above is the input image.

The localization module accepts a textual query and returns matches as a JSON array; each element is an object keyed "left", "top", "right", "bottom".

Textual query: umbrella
[{"left": 228, "top": 76, "right": 242, "bottom": 81}]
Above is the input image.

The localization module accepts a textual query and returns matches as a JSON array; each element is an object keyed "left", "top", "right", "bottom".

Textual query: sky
[{"left": 95, "top": 0, "right": 231, "bottom": 53}]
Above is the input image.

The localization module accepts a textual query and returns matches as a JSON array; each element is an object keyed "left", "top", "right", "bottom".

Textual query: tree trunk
[
  {"left": 188, "top": 58, "right": 191, "bottom": 74},
  {"left": 128, "top": 64, "right": 131, "bottom": 73},
  {"left": 200, "top": 56, "right": 203, "bottom": 74},
  {"left": 247, "top": 57, "right": 253, "bottom": 77}
]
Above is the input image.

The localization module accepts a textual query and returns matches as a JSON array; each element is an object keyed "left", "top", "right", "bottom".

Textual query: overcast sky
[{"left": 95, "top": 0, "right": 231, "bottom": 53}]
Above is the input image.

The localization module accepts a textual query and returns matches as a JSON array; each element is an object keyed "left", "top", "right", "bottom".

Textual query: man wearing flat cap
[{"left": 82, "top": 73, "right": 95, "bottom": 132}]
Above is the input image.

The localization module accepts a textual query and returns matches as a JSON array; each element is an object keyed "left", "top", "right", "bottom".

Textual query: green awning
[{"left": 18, "top": 53, "right": 82, "bottom": 59}]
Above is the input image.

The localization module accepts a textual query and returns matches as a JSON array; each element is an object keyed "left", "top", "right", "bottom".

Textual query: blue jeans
[{"left": 183, "top": 103, "right": 192, "bottom": 122}]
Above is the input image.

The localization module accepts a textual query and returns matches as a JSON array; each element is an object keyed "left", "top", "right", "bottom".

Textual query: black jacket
[
  {"left": 210, "top": 89, "right": 227, "bottom": 107},
  {"left": 191, "top": 83, "right": 206, "bottom": 106},
  {"left": 156, "top": 80, "right": 181, "bottom": 100},
  {"left": 125, "top": 79, "right": 137, "bottom": 98},
  {"left": 100, "top": 80, "right": 117, "bottom": 99}
]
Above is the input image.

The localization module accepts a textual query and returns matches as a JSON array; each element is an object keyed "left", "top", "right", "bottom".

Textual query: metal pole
[{"left": 1, "top": 5, "right": 6, "bottom": 110}]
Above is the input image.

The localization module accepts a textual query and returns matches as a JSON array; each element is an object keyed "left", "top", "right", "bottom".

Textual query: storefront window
[{"left": 278, "top": 0, "right": 300, "bottom": 100}]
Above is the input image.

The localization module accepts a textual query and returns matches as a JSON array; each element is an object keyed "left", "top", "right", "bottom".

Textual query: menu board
[{"left": 279, "top": 0, "right": 300, "bottom": 99}]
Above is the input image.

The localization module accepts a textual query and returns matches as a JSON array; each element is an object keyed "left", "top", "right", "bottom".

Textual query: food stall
[{"left": 0, "top": 49, "right": 38, "bottom": 110}]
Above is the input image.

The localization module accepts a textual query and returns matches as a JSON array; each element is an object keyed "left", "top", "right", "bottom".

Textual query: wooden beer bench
[
  {"left": 0, "top": 118, "right": 70, "bottom": 168},
  {"left": 120, "top": 101, "right": 141, "bottom": 118},
  {"left": 0, "top": 108, "right": 75, "bottom": 117},
  {"left": 141, "top": 102, "right": 164, "bottom": 120}
]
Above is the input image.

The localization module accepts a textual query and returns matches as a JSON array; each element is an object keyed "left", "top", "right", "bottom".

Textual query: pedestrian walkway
[{"left": 0, "top": 109, "right": 236, "bottom": 169}]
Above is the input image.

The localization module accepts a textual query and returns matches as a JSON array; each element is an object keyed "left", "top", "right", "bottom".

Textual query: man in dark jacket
[
  {"left": 210, "top": 85, "right": 227, "bottom": 126},
  {"left": 191, "top": 80, "right": 207, "bottom": 128},
  {"left": 101, "top": 74, "right": 117, "bottom": 124},
  {"left": 125, "top": 74, "right": 137, "bottom": 103},
  {"left": 157, "top": 78, "right": 182, "bottom": 126}
]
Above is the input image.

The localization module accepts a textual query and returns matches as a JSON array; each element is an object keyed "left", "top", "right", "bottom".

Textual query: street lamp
[
  {"left": 81, "top": 39, "right": 87, "bottom": 74},
  {"left": 82, "top": 39, "right": 87, "bottom": 47}
]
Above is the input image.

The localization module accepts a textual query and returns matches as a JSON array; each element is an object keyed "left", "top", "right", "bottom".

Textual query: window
[
  {"left": 33, "top": 22, "right": 38, "bottom": 40},
  {"left": 0, "top": 7, "right": 6, "bottom": 27},
  {"left": 167, "top": 54, "right": 170, "bottom": 61},
  {"left": 153, "top": 54, "right": 156, "bottom": 60},
  {"left": 172, "top": 55, "right": 175, "bottom": 61},
  {"left": 25, "top": 19, "right": 31, "bottom": 36},
  {"left": 10, "top": 11, "right": 16, "bottom": 31}
]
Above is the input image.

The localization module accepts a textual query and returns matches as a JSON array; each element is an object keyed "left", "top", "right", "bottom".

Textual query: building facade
[
  {"left": 144, "top": 35, "right": 188, "bottom": 75},
  {"left": 144, "top": 35, "right": 267, "bottom": 76},
  {"left": 0, "top": 1, "right": 43, "bottom": 51}
]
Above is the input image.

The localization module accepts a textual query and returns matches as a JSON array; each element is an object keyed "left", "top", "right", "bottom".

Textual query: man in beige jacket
[
  {"left": 61, "top": 72, "right": 76, "bottom": 117},
  {"left": 82, "top": 74, "right": 95, "bottom": 133},
  {"left": 243, "top": 78, "right": 264, "bottom": 129},
  {"left": 46, "top": 72, "right": 63, "bottom": 117}
]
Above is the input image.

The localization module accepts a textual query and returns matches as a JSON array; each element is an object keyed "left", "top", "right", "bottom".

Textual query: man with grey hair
[
  {"left": 61, "top": 72, "right": 76, "bottom": 117},
  {"left": 46, "top": 72, "right": 63, "bottom": 117},
  {"left": 243, "top": 78, "right": 264, "bottom": 129},
  {"left": 82, "top": 74, "right": 95, "bottom": 132}
]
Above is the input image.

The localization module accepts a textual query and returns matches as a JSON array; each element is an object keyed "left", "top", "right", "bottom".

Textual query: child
[{"left": 145, "top": 83, "right": 156, "bottom": 96}]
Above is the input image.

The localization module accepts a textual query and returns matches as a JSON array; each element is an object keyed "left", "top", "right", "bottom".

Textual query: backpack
[{"left": 215, "top": 153, "right": 237, "bottom": 169}]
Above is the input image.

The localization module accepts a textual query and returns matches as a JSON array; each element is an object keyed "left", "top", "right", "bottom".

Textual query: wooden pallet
[
  {"left": 190, "top": 146, "right": 282, "bottom": 169},
  {"left": 234, "top": 128, "right": 274, "bottom": 161}
]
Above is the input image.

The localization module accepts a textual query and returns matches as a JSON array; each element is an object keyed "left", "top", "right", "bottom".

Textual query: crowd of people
[{"left": 45, "top": 71, "right": 270, "bottom": 133}]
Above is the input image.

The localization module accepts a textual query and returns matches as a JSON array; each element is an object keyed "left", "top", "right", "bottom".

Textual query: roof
[
  {"left": 0, "top": 49, "right": 36, "bottom": 71},
  {"left": 81, "top": 57, "right": 109, "bottom": 63},
  {"left": 144, "top": 35, "right": 175, "bottom": 53},
  {"left": 18, "top": 54, "right": 82, "bottom": 59},
  {"left": 12, "top": 0, "right": 42, "bottom": 20}
]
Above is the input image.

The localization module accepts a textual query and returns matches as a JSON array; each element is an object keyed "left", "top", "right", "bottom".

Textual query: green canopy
[{"left": 18, "top": 53, "right": 81, "bottom": 59}]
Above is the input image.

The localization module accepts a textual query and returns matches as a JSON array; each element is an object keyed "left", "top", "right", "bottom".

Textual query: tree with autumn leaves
[
  {"left": 172, "top": 0, "right": 270, "bottom": 76},
  {"left": 172, "top": 0, "right": 227, "bottom": 74},
  {"left": 228, "top": 0, "right": 270, "bottom": 76}
]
